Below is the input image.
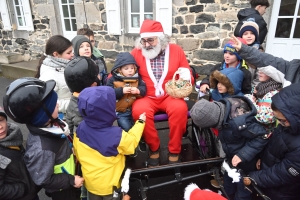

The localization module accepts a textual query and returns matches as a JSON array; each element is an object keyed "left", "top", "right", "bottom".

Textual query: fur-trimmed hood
[{"left": 210, "top": 67, "right": 244, "bottom": 95}]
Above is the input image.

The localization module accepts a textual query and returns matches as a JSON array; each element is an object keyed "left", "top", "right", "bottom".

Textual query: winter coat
[
  {"left": 210, "top": 67, "right": 244, "bottom": 101},
  {"left": 107, "top": 52, "right": 146, "bottom": 112},
  {"left": 92, "top": 54, "right": 108, "bottom": 85},
  {"left": 65, "top": 94, "right": 82, "bottom": 136},
  {"left": 249, "top": 83, "right": 300, "bottom": 200},
  {"left": 24, "top": 124, "right": 76, "bottom": 194},
  {"left": 0, "top": 123, "right": 39, "bottom": 200},
  {"left": 201, "top": 60, "right": 252, "bottom": 94},
  {"left": 238, "top": 44, "right": 300, "bottom": 84},
  {"left": 234, "top": 8, "right": 268, "bottom": 44},
  {"left": 73, "top": 86, "right": 145, "bottom": 196},
  {"left": 218, "top": 96, "right": 268, "bottom": 173}
]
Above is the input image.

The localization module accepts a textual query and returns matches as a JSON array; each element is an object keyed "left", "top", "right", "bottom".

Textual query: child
[
  {"left": 210, "top": 67, "right": 244, "bottom": 101},
  {"left": 107, "top": 52, "right": 146, "bottom": 132},
  {"left": 35, "top": 35, "right": 73, "bottom": 114},
  {"left": 200, "top": 40, "right": 252, "bottom": 95},
  {"left": 64, "top": 56, "right": 100, "bottom": 136},
  {"left": 71, "top": 35, "right": 93, "bottom": 58},
  {"left": 243, "top": 83, "right": 300, "bottom": 200},
  {"left": 245, "top": 65, "right": 291, "bottom": 133},
  {"left": 0, "top": 107, "right": 39, "bottom": 200},
  {"left": 73, "top": 86, "right": 146, "bottom": 199},
  {"left": 190, "top": 95, "right": 268, "bottom": 200},
  {"left": 3, "top": 78, "right": 84, "bottom": 200},
  {"left": 77, "top": 28, "right": 108, "bottom": 85}
]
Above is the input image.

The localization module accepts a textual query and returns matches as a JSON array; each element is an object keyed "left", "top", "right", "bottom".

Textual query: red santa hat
[
  {"left": 184, "top": 183, "right": 226, "bottom": 200},
  {"left": 140, "top": 20, "right": 164, "bottom": 38}
]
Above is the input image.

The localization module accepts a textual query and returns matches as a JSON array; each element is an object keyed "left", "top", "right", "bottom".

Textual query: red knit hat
[
  {"left": 140, "top": 20, "right": 164, "bottom": 38},
  {"left": 184, "top": 183, "right": 226, "bottom": 200}
]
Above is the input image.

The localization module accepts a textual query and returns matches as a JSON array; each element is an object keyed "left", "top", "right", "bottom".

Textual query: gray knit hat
[{"left": 190, "top": 99, "right": 225, "bottom": 129}]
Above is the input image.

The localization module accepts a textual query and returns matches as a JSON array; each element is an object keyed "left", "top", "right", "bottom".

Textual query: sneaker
[
  {"left": 168, "top": 153, "right": 180, "bottom": 164},
  {"left": 210, "top": 178, "right": 223, "bottom": 189},
  {"left": 138, "top": 138, "right": 147, "bottom": 152},
  {"left": 147, "top": 148, "right": 159, "bottom": 166}
]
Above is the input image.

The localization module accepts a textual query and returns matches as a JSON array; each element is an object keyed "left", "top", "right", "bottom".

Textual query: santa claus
[{"left": 131, "top": 20, "right": 194, "bottom": 166}]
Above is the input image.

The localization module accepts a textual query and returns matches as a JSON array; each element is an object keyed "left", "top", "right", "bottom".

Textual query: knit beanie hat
[
  {"left": 140, "top": 20, "right": 164, "bottom": 38},
  {"left": 239, "top": 20, "right": 259, "bottom": 43},
  {"left": 0, "top": 106, "right": 7, "bottom": 120},
  {"left": 71, "top": 35, "right": 93, "bottom": 57},
  {"left": 184, "top": 183, "right": 227, "bottom": 200},
  {"left": 190, "top": 99, "right": 225, "bottom": 129},
  {"left": 223, "top": 41, "right": 243, "bottom": 60},
  {"left": 31, "top": 91, "right": 58, "bottom": 127}
]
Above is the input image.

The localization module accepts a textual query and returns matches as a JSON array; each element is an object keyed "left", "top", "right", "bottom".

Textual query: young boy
[
  {"left": 3, "top": 78, "right": 84, "bottom": 200},
  {"left": 210, "top": 67, "right": 244, "bottom": 101},
  {"left": 234, "top": 0, "right": 270, "bottom": 44},
  {"left": 71, "top": 35, "right": 93, "bottom": 58},
  {"left": 77, "top": 28, "right": 108, "bottom": 85},
  {"left": 200, "top": 40, "right": 252, "bottom": 95},
  {"left": 73, "top": 86, "right": 146, "bottom": 200},
  {"left": 243, "top": 83, "right": 300, "bottom": 200},
  {"left": 107, "top": 52, "right": 146, "bottom": 132},
  {"left": 0, "top": 107, "right": 39, "bottom": 200},
  {"left": 190, "top": 95, "right": 268, "bottom": 200}
]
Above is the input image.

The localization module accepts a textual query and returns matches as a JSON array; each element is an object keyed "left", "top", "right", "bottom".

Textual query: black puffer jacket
[
  {"left": 249, "top": 83, "right": 300, "bottom": 200},
  {"left": 234, "top": 8, "right": 268, "bottom": 44},
  {"left": 0, "top": 123, "right": 39, "bottom": 200},
  {"left": 218, "top": 96, "right": 268, "bottom": 173}
]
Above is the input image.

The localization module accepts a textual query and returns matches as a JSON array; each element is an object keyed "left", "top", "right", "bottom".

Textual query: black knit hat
[{"left": 0, "top": 106, "right": 7, "bottom": 120}]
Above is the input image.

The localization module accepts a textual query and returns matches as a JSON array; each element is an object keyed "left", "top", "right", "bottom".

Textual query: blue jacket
[
  {"left": 249, "top": 83, "right": 300, "bottom": 200},
  {"left": 218, "top": 96, "right": 268, "bottom": 173}
]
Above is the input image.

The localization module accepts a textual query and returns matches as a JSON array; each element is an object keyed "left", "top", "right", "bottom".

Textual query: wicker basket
[{"left": 165, "top": 70, "right": 192, "bottom": 98}]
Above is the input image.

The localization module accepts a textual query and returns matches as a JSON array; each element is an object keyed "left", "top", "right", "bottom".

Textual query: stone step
[
  {"left": 0, "top": 60, "right": 38, "bottom": 79},
  {"left": 0, "top": 53, "right": 23, "bottom": 64}
]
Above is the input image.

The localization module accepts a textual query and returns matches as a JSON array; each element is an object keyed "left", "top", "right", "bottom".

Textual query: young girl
[
  {"left": 245, "top": 65, "right": 291, "bottom": 132},
  {"left": 35, "top": 35, "right": 73, "bottom": 114}
]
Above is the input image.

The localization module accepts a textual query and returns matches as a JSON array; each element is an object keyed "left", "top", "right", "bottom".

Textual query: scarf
[
  {"left": 0, "top": 123, "right": 23, "bottom": 148},
  {"left": 93, "top": 47, "right": 104, "bottom": 58},
  {"left": 43, "top": 55, "right": 69, "bottom": 69},
  {"left": 254, "top": 79, "right": 282, "bottom": 99}
]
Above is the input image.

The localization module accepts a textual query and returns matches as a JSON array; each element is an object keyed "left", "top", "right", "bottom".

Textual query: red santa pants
[{"left": 132, "top": 95, "right": 187, "bottom": 154}]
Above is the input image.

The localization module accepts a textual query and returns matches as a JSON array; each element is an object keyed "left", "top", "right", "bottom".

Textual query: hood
[
  {"left": 258, "top": 65, "right": 291, "bottom": 88},
  {"left": 237, "top": 8, "right": 258, "bottom": 20},
  {"left": 210, "top": 68, "right": 244, "bottom": 95},
  {"left": 78, "top": 86, "right": 117, "bottom": 128},
  {"left": 111, "top": 52, "right": 138, "bottom": 72},
  {"left": 271, "top": 83, "right": 300, "bottom": 134},
  {"left": 71, "top": 35, "right": 93, "bottom": 57}
]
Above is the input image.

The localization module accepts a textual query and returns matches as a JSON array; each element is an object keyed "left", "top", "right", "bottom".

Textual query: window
[
  {"left": 58, "top": 0, "right": 77, "bottom": 40},
  {"left": 128, "top": 0, "right": 153, "bottom": 33},
  {"left": 13, "top": 0, "right": 26, "bottom": 28}
]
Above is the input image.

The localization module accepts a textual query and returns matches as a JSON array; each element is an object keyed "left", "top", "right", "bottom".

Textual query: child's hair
[
  {"left": 271, "top": 102, "right": 279, "bottom": 112},
  {"left": 77, "top": 28, "right": 94, "bottom": 37},
  {"left": 35, "top": 35, "right": 72, "bottom": 78},
  {"left": 250, "top": 0, "right": 270, "bottom": 8}
]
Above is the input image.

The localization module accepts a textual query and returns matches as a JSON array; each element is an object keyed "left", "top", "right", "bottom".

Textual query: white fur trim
[
  {"left": 140, "top": 32, "right": 164, "bottom": 38},
  {"left": 184, "top": 183, "right": 200, "bottom": 200},
  {"left": 258, "top": 65, "right": 291, "bottom": 88}
]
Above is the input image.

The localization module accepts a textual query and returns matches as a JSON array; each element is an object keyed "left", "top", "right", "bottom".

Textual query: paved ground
[{"left": 0, "top": 76, "right": 223, "bottom": 200}]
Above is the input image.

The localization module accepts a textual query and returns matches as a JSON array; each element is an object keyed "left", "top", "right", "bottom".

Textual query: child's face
[
  {"left": 256, "top": 5, "right": 267, "bottom": 16},
  {"left": 85, "top": 35, "right": 95, "bottom": 48},
  {"left": 273, "top": 110, "right": 290, "bottom": 127},
  {"left": 54, "top": 46, "right": 74, "bottom": 60},
  {"left": 224, "top": 51, "right": 238, "bottom": 66},
  {"left": 217, "top": 82, "right": 228, "bottom": 94},
  {"left": 0, "top": 116, "right": 8, "bottom": 139},
  {"left": 242, "top": 31, "right": 256, "bottom": 45},
  {"left": 258, "top": 71, "right": 270, "bottom": 82},
  {"left": 79, "top": 42, "right": 92, "bottom": 57},
  {"left": 119, "top": 64, "right": 136, "bottom": 77}
]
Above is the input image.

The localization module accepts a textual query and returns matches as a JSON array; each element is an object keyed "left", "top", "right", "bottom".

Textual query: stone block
[
  {"left": 178, "top": 7, "right": 188, "bottom": 14},
  {"left": 174, "top": 0, "right": 185, "bottom": 6},
  {"left": 196, "top": 14, "right": 215, "bottom": 23},
  {"left": 196, "top": 31, "right": 218, "bottom": 39},
  {"left": 204, "top": 4, "right": 220, "bottom": 12},
  {"left": 190, "top": 24, "right": 205, "bottom": 34},
  {"left": 185, "top": 15, "right": 195, "bottom": 24},
  {"left": 193, "top": 49, "right": 223, "bottom": 62},
  {"left": 207, "top": 23, "right": 220, "bottom": 32},
  {"left": 200, "top": 0, "right": 215, "bottom": 3},
  {"left": 175, "top": 16, "right": 184, "bottom": 24},
  {"left": 0, "top": 60, "right": 38, "bottom": 79},
  {"left": 222, "top": 23, "right": 232, "bottom": 31},
  {"left": 201, "top": 39, "right": 220, "bottom": 48},
  {"left": 172, "top": 27, "right": 179, "bottom": 34},
  {"left": 0, "top": 53, "right": 23, "bottom": 64},
  {"left": 186, "top": 0, "right": 196, "bottom": 5},
  {"left": 180, "top": 26, "right": 188, "bottom": 34},
  {"left": 101, "top": 50, "right": 118, "bottom": 59},
  {"left": 189, "top": 5, "right": 204, "bottom": 13},
  {"left": 36, "top": 4, "right": 55, "bottom": 16},
  {"left": 177, "top": 38, "right": 200, "bottom": 51},
  {"left": 98, "top": 41, "right": 116, "bottom": 49},
  {"left": 216, "top": 11, "right": 238, "bottom": 23}
]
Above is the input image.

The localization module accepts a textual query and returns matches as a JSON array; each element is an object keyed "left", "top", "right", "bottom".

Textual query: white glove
[
  {"left": 222, "top": 160, "right": 241, "bottom": 183},
  {"left": 121, "top": 168, "right": 131, "bottom": 193},
  {"left": 177, "top": 67, "right": 191, "bottom": 82}
]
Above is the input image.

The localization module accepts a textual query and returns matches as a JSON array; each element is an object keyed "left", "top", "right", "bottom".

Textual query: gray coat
[
  {"left": 65, "top": 95, "right": 83, "bottom": 135},
  {"left": 238, "top": 44, "right": 300, "bottom": 83}
]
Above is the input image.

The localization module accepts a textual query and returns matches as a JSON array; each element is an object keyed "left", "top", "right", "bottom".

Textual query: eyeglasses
[{"left": 140, "top": 37, "right": 157, "bottom": 45}]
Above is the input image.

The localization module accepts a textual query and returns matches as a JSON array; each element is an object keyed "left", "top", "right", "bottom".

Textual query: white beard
[{"left": 141, "top": 42, "right": 162, "bottom": 59}]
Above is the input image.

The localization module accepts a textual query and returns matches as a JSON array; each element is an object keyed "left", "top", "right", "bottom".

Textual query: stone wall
[{"left": 0, "top": 0, "right": 273, "bottom": 75}]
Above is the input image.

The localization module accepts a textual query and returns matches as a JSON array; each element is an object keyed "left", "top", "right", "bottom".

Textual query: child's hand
[
  {"left": 73, "top": 175, "right": 84, "bottom": 188},
  {"left": 130, "top": 87, "right": 140, "bottom": 94},
  {"left": 231, "top": 155, "right": 242, "bottom": 167},
  {"left": 123, "top": 87, "right": 131, "bottom": 94},
  {"left": 200, "top": 84, "right": 210, "bottom": 93},
  {"left": 230, "top": 35, "right": 242, "bottom": 51},
  {"left": 139, "top": 112, "right": 146, "bottom": 122}
]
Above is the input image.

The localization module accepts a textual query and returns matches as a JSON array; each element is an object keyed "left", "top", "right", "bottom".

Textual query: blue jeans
[
  {"left": 223, "top": 172, "right": 252, "bottom": 200},
  {"left": 116, "top": 110, "right": 134, "bottom": 132}
]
